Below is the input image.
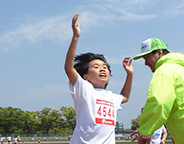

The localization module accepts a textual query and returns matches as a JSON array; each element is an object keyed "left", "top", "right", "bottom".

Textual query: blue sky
[{"left": 1, "top": 0, "right": 184, "bottom": 128}]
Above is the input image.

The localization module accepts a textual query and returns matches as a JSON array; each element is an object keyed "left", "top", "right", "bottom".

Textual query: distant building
[{"left": 115, "top": 122, "right": 124, "bottom": 134}]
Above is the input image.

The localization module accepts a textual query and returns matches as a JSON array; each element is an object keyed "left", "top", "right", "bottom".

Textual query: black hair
[
  {"left": 141, "top": 107, "right": 144, "bottom": 113},
  {"left": 74, "top": 52, "right": 111, "bottom": 78},
  {"left": 151, "top": 49, "right": 170, "bottom": 55}
]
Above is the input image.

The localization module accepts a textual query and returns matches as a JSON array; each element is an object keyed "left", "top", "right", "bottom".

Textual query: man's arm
[
  {"left": 64, "top": 13, "right": 80, "bottom": 85},
  {"left": 139, "top": 71, "right": 175, "bottom": 136}
]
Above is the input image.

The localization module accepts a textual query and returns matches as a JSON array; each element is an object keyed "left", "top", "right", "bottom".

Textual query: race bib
[{"left": 95, "top": 99, "right": 115, "bottom": 126}]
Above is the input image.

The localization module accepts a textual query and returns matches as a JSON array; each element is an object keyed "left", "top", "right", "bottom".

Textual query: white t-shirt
[
  {"left": 7, "top": 136, "right": 11, "bottom": 141},
  {"left": 14, "top": 138, "right": 18, "bottom": 142},
  {"left": 151, "top": 125, "right": 167, "bottom": 144},
  {"left": 0, "top": 137, "right": 4, "bottom": 142},
  {"left": 69, "top": 74, "right": 123, "bottom": 144}
]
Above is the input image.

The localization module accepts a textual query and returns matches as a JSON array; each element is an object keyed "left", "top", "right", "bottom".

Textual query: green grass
[
  {"left": 24, "top": 141, "right": 173, "bottom": 144},
  {"left": 117, "top": 142, "right": 173, "bottom": 144}
]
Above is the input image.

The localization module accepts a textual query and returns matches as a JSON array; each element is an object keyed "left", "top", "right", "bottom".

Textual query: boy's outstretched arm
[
  {"left": 64, "top": 13, "right": 80, "bottom": 85},
  {"left": 120, "top": 57, "right": 134, "bottom": 103}
]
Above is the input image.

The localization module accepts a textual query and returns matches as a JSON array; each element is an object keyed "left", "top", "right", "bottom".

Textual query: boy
[{"left": 64, "top": 13, "right": 134, "bottom": 144}]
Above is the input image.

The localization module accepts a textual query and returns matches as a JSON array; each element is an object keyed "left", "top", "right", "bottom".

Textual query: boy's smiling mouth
[{"left": 100, "top": 73, "right": 106, "bottom": 77}]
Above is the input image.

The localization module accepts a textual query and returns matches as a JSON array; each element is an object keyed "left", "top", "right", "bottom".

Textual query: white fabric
[
  {"left": 7, "top": 136, "right": 11, "bottom": 141},
  {"left": 151, "top": 125, "right": 167, "bottom": 144},
  {"left": 69, "top": 74, "right": 123, "bottom": 144},
  {"left": 14, "top": 138, "right": 18, "bottom": 142},
  {"left": 141, "top": 38, "right": 151, "bottom": 53},
  {"left": 0, "top": 137, "right": 4, "bottom": 141}
]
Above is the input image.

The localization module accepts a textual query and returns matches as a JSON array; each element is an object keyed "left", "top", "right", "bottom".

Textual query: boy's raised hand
[
  {"left": 65, "top": 13, "right": 80, "bottom": 86},
  {"left": 123, "top": 57, "right": 134, "bottom": 75},
  {"left": 72, "top": 13, "right": 80, "bottom": 38}
]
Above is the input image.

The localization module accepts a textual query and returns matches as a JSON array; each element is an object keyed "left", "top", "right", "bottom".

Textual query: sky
[{"left": 1, "top": 0, "right": 184, "bottom": 128}]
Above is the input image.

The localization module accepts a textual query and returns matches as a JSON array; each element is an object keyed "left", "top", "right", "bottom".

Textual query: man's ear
[
  {"left": 158, "top": 49, "right": 163, "bottom": 57},
  {"left": 83, "top": 74, "right": 89, "bottom": 80}
]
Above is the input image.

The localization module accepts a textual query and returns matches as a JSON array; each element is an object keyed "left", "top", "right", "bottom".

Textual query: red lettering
[
  {"left": 103, "top": 107, "right": 107, "bottom": 117},
  {"left": 97, "top": 106, "right": 102, "bottom": 116},
  {"left": 108, "top": 108, "right": 111, "bottom": 117},
  {"left": 112, "top": 109, "right": 114, "bottom": 118}
]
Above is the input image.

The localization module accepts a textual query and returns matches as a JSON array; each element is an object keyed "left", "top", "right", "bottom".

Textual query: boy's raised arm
[
  {"left": 64, "top": 13, "right": 80, "bottom": 85},
  {"left": 120, "top": 57, "right": 134, "bottom": 103}
]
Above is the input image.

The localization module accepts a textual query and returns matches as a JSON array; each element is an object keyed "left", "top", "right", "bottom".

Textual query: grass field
[
  {"left": 23, "top": 141, "right": 173, "bottom": 144},
  {"left": 116, "top": 141, "right": 173, "bottom": 144}
]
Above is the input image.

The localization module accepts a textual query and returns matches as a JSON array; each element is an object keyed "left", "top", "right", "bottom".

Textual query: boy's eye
[{"left": 94, "top": 65, "right": 99, "bottom": 68}]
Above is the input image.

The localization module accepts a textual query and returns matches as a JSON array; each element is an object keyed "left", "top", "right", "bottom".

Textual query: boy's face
[{"left": 83, "top": 59, "right": 110, "bottom": 89}]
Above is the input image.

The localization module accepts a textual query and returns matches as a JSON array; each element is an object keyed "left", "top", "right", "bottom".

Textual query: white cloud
[
  {"left": 78, "top": 11, "right": 105, "bottom": 31},
  {"left": 170, "top": 1, "right": 184, "bottom": 15},
  {"left": 92, "top": 0, "right": 184, "bottom": 20},
  {"left": 1, "top": 0, "right": 183, "bottom": 52},
  {"left": 0, "top": 11, "right": 104, "bottom": 52},
  {"left": 84, "top": 0, "right": 157, "bottom": 21},
  {"left": 0, "top": 15, "right": 71, "bottom": 52}
]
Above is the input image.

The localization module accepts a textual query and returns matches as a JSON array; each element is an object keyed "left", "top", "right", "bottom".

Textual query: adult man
[{"left": 133, "top": 38, "right": 184, "bottom": 143}]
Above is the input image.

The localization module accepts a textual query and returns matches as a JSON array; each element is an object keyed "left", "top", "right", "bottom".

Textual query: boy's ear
[{"left": 83, "top": 74, "right": 89, "bottom": 80}]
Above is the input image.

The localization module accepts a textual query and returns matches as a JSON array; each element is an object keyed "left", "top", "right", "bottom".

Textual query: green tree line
[
  {"left": 0, "top": 106, "right": 76, "bottom": 135},
  {"left": 131, "top": 114, "right": 141, "bottom": 130},
  {"left": 0, "top": 106, "right": 141, "bottom": 135}
]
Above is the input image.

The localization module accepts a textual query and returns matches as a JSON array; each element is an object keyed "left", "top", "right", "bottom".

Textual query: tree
[
  {"left": 37, "top": 107, "right": 54, "bottom": 134},
  {"left": 37, "top": 107, "right": 66, "bottom": 134},
  {"left": 131, "top": 114, "right": 141, "bottom": 130},
  {"left": 0, "top": 107, "right": 24, "bottom": 134},
  {"left": 21, "top": 111, "right": 41, "bottom": 134},
  {"left": 47, "top": 109, "right": 62, "bottom": 134},
  {"left": 60, "top": 107, "right": 76, "bottom": 133},
  {"left": 0, "top": 106, "right": 76, "bottom": 134}
]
